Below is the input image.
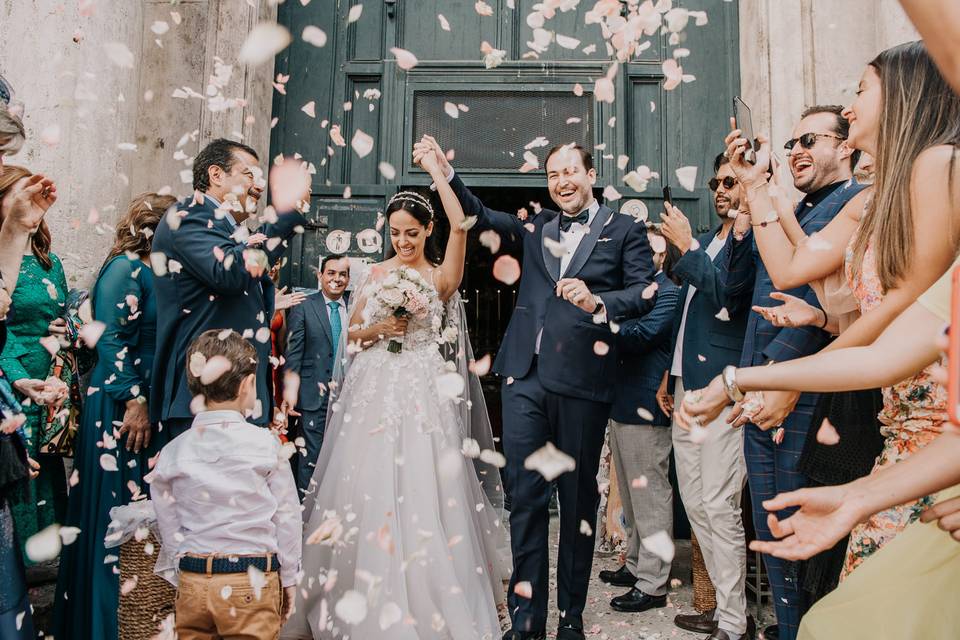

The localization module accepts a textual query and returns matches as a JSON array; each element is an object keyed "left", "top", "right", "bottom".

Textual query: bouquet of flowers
[{"left": 371, "top": 266, "right": 432, "bottom": 353}]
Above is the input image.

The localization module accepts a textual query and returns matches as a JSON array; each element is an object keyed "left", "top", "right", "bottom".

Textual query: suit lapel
[
  {"left": 540, "top": 214, "right": 562, "bottom": 282},
  {"left": 311, "top": 295, "right": 333, "bottom": 345},
  {"left": 563, "top": 205, "right": 614, "bottom": 279}
]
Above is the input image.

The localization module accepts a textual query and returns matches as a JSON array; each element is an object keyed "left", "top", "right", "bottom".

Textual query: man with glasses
[
  {"left": 656, "top": 153, "right": 753, "bottom": 640},
  {"left": 718, "top": 105, "right": 865, "bottom": 640}
]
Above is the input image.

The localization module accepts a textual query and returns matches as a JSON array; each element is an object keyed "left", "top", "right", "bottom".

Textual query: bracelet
[
  {"left": 817, "top": 308, "right": 829, "bottom": 329},
  {"left": 751, "top": 214, "right": 780, "bottom": 228},
  {"left": 721, "top": 365, "right": 745, "bottom": 402}
]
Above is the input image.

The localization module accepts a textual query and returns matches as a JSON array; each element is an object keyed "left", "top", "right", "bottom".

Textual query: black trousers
[{"left": 501, "top": 358, "right": 610, "bottom": 633}]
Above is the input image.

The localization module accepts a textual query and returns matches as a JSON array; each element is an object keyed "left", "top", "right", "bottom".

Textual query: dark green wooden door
[{"left": 271, "top": 0, "right": 741, "bottom": 288}]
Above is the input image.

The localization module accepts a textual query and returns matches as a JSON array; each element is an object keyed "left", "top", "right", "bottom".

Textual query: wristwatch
[
  {"left": 592, "top": 295, "right": 604, "bottom": 315},
  {"left": 721, "top": 365, "right": 744, "bottom": 402}
]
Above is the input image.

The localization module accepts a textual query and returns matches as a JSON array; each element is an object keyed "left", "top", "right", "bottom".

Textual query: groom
[{"left": 425, "top": 137, "right": 655, "bottom": 639}]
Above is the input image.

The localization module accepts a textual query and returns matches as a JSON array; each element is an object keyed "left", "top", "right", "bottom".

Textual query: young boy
[{"left": 148, "top": 329, "right": 302, "bottom": 640}]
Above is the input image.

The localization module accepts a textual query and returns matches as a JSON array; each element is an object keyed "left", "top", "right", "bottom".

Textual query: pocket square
[{"left": 597, "top": 237, "right": 613, "bottom": 243}]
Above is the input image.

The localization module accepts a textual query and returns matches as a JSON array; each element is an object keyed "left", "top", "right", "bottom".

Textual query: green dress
[
  {"left": 52, "top": 255, "right": 159, "bottom": 640},
  {"left": 0, "top": 254, "right": 69, "bottom": 559}
]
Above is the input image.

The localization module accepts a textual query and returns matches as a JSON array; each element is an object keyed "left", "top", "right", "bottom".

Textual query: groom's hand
[{"left": 556, "top": 278, "right": 598, "bottom": 313}]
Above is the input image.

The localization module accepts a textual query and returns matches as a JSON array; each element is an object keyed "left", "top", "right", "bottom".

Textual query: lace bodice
[{"left": 358, "top": 267, "right": 448, "bottom": 353}]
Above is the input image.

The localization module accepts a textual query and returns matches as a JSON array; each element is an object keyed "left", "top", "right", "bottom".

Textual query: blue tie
[{"left": 328, "top": 300, "right": 342, "bottom": 365}]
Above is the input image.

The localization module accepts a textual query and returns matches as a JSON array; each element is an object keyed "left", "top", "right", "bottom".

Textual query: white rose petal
[
  {"left": 351, "top": 129, "right": 375, "bottom": 158},
  {"left": 675, "top": 166, "right": 698, "bottom": 192},
  {"left": 103, "top": 42, "right": 135, "bottom": 68},
  {"left": 302, "top": 25, "right": 327, "bottom": 47},
  {"left": 238, "top": 22, "right": 292, "bottom": 66},
  {"left": 641, "top": 530, "right": 675, "bottom": 563},
  {"left": 379, "top": 601, "right": 402, "bottom": 630},
  {"left": 335, "top": 590, "right": 368, "bottom": 624},
  {"left": 479, "top": 449, "right": 507, "bottom": 468},
  {"left": 26, "top": 525, "right": 63, "bottom": 562},
  {"left": 524, "top": 442, "right": 575, "bottom": 481},
  {"left": 347, "top": 4, "right": 363, "bottom": 23}
]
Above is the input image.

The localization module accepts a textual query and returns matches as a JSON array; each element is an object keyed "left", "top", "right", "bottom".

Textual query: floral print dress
[{"left": 840, "top": 234, "right": 946, "bottom": 577}]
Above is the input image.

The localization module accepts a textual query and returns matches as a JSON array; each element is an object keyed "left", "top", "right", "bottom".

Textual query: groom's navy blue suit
[{"left": 450, "top": 174, "right": 655, "bottom": 633}]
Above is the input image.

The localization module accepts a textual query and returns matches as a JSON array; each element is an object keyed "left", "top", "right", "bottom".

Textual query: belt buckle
[{"left": 206, "top": 556, "right": 213, "bottom": 575}]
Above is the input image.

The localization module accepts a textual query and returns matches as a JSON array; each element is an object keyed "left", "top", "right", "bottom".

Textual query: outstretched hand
[
  {"left": 753, "top": 292, "right": 824, "bottom": 328},
  {"left": 749, "top": 484, "right": 864, "bottom": 560}
]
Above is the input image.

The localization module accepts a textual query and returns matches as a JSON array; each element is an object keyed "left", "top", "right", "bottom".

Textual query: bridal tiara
[{"left": 388, "top": 191, "right": 434, "bottom": 218}]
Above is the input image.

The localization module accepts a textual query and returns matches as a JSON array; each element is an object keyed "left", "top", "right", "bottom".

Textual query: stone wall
[
  {"left": 0, "top": 0, "right": 277, "bottom": 288},
  {"left": 739, "top": 0, "right": 918, "bottom": 164}
]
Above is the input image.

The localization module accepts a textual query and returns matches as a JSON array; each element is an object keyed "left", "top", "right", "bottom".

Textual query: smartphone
[
  {"left": 662, "top": 185, "right": 673, "bottom": 207},
  {"left": 948, "top": 265, "right": 960, "bottom": 424},
  {"left": 733, "top": 96, "right": 758, "bottom": 164}
]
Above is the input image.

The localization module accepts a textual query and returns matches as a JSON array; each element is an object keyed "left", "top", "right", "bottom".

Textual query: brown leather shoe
[{"left": 674, "top": 609, "right": 717, "bottom": 633}]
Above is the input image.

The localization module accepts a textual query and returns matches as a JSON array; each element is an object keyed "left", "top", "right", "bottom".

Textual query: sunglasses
[
  {"left": 784, "top": 132, "right": 845, "bottom": 152},
  {"left": 708, "top": 176, "right": 737, "bottom": 191}
]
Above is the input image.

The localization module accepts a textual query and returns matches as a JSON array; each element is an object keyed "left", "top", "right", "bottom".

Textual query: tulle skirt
[{"left": 282, "top": 342, "right": 509, "bottom": 639}]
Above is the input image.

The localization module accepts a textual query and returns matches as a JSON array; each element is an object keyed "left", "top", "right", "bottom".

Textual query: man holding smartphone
[{"left": 658, "top": 153, "right": 754, "bottom": 640}]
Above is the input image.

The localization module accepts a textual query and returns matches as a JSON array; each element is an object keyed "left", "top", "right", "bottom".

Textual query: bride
[{"left": 281, "top": 138, "right": 510, "bottom": 639}]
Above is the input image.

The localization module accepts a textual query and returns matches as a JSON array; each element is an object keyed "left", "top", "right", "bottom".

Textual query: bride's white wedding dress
[{"left": 282, "top": 269, "right": 509, "bottom": 640}]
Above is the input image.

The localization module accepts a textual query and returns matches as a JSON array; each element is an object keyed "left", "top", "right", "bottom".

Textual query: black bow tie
[{"left": 559, "top": 210, "right": 590, "bottom": 232}]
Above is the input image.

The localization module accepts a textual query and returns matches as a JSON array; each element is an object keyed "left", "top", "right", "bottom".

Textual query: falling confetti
[
  {"left": 492, "top": 255, "right": 521, "bottom": 285},
  {"left": 25, "top": 525, "right": 62, "bottom": 563},
  {"left": 524, "top": 442, "right": 575, "bottom": 481},
  {"left": 302, "top": 25, "right": 327, "bottom": 47},
  {"left": 816, "top": 418, "right": 840, "bottom": 445},
  {"left": 675, "top": 166, "right": 698, "bottom": 192},
  {"left": 641, "top": 530, "right": 676, "bottom": 563},
  {"left": 238, "top": 22, "right": 292, "bottom": 66},
  {"left": 351, "top": 129, "right": 375, "bottom": 158},
  {"left": 347, "top": 4, "right": 364, "bottom": 23},
  {"left": 390, "top": 47, "right": 419, "bottom": 70},
  {"left": 479, "top": 230, "right": 501, "bottom": 254}
]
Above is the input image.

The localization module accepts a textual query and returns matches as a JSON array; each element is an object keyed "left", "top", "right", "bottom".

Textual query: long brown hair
[
  {"left": 0, "top": 165, "right": 54, "bottom": 270},
  {"left": 850, "top": 41, "right": 960, "bottom": 292},
  {"left": 104, "top": 192, "right": 177, "bottom": 263}
]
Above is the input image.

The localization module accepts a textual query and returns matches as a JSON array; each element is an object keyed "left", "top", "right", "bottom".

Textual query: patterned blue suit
[{"left": 719, "top": 180, "right": 865, "bottom": 640}]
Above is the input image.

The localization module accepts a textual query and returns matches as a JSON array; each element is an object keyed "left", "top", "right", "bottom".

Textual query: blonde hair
[
  {"left": 0, "top": 104, "right": 25, "bottom": 157},
  {"left": 850, "top": 41, "right": 960, "bottom": 292}
]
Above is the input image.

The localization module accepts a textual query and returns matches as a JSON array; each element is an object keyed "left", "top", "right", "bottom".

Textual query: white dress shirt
[
  {"left": 148, "top": 410, "right": 302, "bottom": 587},
  {"left": 670, "top": 232, "right": 727, "bottom": 377}
]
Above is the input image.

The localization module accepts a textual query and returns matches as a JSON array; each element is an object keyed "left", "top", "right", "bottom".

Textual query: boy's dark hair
[
  {"left": 799, "top": 105, "right": 862, "bottom": 170},
  {"left": 186, "top": 329, "right": 258, "bottom": 403},
  {"left": 192, "top": 138, "right": 259, "bottom": 193},
  {"left": 544, "top": 143, "right": 594, "bottom": 173}
]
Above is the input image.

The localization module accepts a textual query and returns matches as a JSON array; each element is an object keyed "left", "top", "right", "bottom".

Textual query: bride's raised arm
[{"left": 414, "top": 135, "right": 467, "bottom": 302}]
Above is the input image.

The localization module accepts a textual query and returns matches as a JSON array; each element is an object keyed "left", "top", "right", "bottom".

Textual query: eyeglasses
[
  {"left": 708, "top": 176, "right": 737, "bottom": 191},
  {"left": 0, "top": 75, "right": 11, "bottom": 106},
  {"left": 784, "top": 132, "right": 845, "bottom": 152}
]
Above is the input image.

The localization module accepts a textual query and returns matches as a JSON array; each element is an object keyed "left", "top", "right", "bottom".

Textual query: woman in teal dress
[
  {"left": 0, "top": 166, "right": 70, "bottom": 556},
  {"left": 52, "top": 192, "right": 177, "bottom": 640}
]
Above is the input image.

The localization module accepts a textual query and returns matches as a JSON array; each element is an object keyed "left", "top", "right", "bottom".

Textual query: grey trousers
[
  {"left": 671, "top": 378, "right": 748, "bottom": 636},
  {"left": 608, "top": 419, "right": 674, "bottom": 597}
]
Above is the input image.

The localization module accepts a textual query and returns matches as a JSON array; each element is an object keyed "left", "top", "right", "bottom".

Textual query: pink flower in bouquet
[{"left": 403, "top": 289, "right": 430, "bottom": 318}]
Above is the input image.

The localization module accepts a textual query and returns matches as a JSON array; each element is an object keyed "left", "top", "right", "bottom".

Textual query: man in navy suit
[
  {"left": 151, "top": 138, "right": 307, "bottom": 436},
  {"left": 719, "top": 106, "right": 865, "bottom": 640},
  {"left": 283, "top": 254, "right": 350, "bottom": 497},
  {"left": 427, "top": 138, "right": 655, "bottom": 640},
  {"left": 658, "top": 154, "right": 753, "bottom": 640},
  {"left": 600, "top": 239, "right": 681, "bottom": 616}
]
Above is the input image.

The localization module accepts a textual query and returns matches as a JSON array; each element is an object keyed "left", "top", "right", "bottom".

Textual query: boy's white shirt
[{"left": 147, "top": 409, "right": 302, "bottom": 587}]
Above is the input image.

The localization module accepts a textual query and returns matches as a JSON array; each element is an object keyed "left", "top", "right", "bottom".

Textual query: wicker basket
[
  {"left": 118, "top": 531, "right": 176, "bottom": 640},
  {"left": 691, "top": 531, "right": 717, "bottom": 613}
]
